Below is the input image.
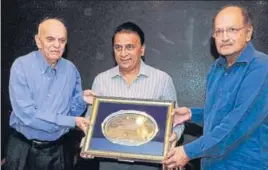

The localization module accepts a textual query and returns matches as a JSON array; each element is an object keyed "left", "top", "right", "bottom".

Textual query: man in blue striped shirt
[
  {"left": 82, "top": 22, "right": 184, "bottom": 170},
  {"left": 5, "top": 17, "right": 94, "bottom": 170},
  {"left": 163, "top": 5, "right": 268, "bottom": 170}
]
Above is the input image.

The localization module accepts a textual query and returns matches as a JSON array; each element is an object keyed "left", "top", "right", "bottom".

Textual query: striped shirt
[{"left": 86, "top": 60, "right": 184, "bottom": 138}]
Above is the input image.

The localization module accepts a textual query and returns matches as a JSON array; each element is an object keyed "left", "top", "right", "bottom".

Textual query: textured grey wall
[
  {"left": 2, "top": 1, "right": 268, "bottom": 162},
  {"left": 8, "top": 1, "right": 268, "bottom": 107}
]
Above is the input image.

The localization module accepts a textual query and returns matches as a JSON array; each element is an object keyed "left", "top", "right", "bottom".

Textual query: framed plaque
[{"left": 81, "top": 96, "right": 175, "bottom": 163}]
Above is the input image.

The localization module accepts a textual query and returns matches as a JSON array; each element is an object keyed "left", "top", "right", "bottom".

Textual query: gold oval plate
[{"left": 101, "top": 110, "right": 159, "bottom": 146}]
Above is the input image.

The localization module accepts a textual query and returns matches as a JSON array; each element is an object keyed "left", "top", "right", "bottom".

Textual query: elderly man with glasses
[{"left": 163, "top": 5, "right": 268, "bottom": 170}]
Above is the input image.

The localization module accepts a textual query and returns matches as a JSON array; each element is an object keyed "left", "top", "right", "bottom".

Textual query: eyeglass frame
[{"left": 213, "top": 26, "right": 246, "bottom": 38}]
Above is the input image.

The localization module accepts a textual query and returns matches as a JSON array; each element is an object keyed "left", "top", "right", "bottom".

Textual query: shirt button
[{"left": 224, "top": 73, "right": 228, "bottom": 76}]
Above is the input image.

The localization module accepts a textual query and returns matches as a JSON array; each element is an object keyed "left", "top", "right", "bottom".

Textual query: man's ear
[
  {"left": 246, "top": 25, "right": 253, "bottom": 42},
  {"left": 35, "top": 35, "right": 42, "bottom": 49},
  {"left": 141, "top": 44, "right": 145, "bottom": 56}
]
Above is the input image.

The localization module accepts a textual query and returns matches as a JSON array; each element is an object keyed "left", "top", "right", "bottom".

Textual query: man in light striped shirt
[{"left": 85, "top": 22, "right": 184, "bottom": 170}]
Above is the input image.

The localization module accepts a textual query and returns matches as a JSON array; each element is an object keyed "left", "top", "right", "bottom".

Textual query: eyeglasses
[{"left": 213, "top": 26, "right": 245, "bottom": 38}]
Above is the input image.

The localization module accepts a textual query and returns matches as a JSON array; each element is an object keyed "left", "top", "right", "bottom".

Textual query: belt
[{"left": 10, "top": 128, "right": 66, "bottom": 148}]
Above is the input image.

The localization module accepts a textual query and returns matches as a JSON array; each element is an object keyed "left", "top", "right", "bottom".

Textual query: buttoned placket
[{"left": 46, "top": 68, "right": 56, "bottom": 99}]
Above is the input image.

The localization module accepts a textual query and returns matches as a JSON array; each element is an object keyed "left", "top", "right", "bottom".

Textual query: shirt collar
[
  {"left": 110, "top": 59, "right": 150, "bottom": 78},
  {"left": 36, "top": 50, "right": 61, "bottom": 74},
  {"left": 216, "top": 41, "right": 256, "bottom": 66}
]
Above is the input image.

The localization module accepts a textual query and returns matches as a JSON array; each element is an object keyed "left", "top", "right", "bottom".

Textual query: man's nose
[
  {"left": 53, "top": 40, "right": 60, "bottom": 48},
  {"left": 121, "top": 48, "right": 129, "bottom": 56},
  {"left": 221, "top": 30, "right": 230, "bottom": 41}
]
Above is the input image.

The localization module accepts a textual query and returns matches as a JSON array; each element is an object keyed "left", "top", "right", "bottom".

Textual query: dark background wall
[{"left": 2, "top": 1, "right": 268, "bottom": 169}]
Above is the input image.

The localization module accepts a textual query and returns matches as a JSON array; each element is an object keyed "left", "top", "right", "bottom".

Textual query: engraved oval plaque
[{"left": 101, "top": 110, "right": 159, "bottom": 146}]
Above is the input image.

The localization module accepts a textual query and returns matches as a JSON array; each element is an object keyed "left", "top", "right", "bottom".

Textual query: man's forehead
[
  {"left": 215, "top": 7, "right": 244, "bottom": 27},
  {"left": 114, "top": 32, "right": 141, "bottom": 44},
  {"left": 38, "top": 19, "right": 67, "bottom": 36}
]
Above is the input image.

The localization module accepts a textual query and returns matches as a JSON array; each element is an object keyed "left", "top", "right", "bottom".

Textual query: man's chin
[
  {"left": 219, "top": 50, "right": 235, "bottom": 57},
  {"left": 48, "top": 55, "right": 62, "bottom": 60},
  {"left": 119, "top": 65, "right": 132, "bottom": 71}
]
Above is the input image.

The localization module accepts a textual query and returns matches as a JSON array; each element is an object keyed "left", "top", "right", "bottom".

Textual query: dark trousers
[
  {"left": 99, "top": 159, "right": 161, "bottom": 170},
  {"left": 4, "top": 128, "right": 74, "bottom": 170}
]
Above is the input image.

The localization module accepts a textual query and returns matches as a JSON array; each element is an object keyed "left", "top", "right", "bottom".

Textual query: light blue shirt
[
  {"left": 87, "top": 60, "right": 184, "bottom": 139},
  {"left": 9, "top": 50, "right": 87, "bottom": 141},
  {"left": 184, "top": 42, "right": 268, "bottom": 170}
]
